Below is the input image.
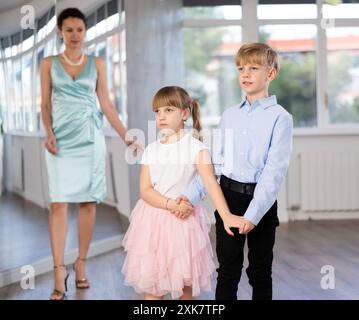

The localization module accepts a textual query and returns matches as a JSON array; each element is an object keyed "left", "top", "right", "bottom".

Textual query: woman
[{"left": 40, "top": 8, "right": 140, "bottom": 300}]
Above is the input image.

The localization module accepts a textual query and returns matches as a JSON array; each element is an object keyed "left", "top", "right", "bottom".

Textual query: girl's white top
[{"left": 141, "top": 133, "right": 208, "bottom": 199}]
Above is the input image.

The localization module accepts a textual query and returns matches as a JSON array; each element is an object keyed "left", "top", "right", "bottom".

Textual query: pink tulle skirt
[{"left": 121, "top": 199, "right": 215, "bottom": 299}]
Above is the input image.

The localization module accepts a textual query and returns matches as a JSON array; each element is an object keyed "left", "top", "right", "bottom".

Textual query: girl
[{"left": 122, "top": 86, "right": 243, "bottom": 300}]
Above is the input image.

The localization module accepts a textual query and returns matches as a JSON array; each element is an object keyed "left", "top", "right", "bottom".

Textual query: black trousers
[{"left": 215, "top": 185, "right": 279, "bottom": 300}]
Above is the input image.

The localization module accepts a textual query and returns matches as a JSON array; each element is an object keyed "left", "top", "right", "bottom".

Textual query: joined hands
[{"left": 170, "top": 195, "right": 255, "bottom": 234}]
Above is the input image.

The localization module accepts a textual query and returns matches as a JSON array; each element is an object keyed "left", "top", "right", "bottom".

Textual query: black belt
[{"left": 220, "top": 175, "right": 256, "bottom": 196}]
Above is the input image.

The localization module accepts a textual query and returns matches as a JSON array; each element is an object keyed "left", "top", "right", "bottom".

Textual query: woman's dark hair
[{"left": 57, "top": 8, "right": 87, "bottom": 30}]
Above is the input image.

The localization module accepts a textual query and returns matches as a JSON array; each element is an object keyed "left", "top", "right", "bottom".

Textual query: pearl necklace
[{"left": 62, "top": 52, "right": 85, "bottom": 66}]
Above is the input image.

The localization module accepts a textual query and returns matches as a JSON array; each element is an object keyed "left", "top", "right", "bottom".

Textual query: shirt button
[
  {"left": 240, "top": 152, "right": 244, "bottom": 155},
  {"left": 243, "top": 131, "right": 247, "bottom": 135}
]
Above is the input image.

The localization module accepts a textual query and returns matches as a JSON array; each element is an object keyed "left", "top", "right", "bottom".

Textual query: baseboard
[
  {"left": 289, "top": 211, "right": 359, "bottom": 221},
  {"left": 0, "top": 235, "right": 123, "bottom": 288},
  {"left": 24, "top": 191, "right": 46, "bottom": 208}
]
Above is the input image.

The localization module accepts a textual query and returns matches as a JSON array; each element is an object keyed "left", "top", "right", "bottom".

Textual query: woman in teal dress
[{"left": 40, "top": 8, "right": 140, "bottom": 300}]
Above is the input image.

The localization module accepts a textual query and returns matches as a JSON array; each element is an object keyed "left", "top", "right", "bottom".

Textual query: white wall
[
  {"left": 0, "top": 136, "right": 3, "bottom": 195},
  {"left": 125, "top": 0, "right": 184, "bottom": 208},
  {"left": 287, "top": 131, "right": 359, "bottom": 221}
]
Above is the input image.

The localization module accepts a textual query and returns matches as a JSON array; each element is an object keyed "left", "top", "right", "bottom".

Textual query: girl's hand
[
  {"left": 176, "top": 201, "right": 193, "bottom": 219},
  {"left": 178, "top": 201, "right": 192, "bottom": 214},
  {"left": 222, "top": 213, "right": 245, "bottom": 236},
  {"left": 170, "top": 195, "right": 193, "bottom": 217},
  {"left": 168, "top": 199, "right": 193, "bottom": 219},
  {"left": 45, "top": 133, "right": 57, "bottom": 154}
]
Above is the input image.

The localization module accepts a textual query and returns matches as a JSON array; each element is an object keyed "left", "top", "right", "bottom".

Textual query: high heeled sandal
[
  {"left": 50, "top": 265, "right": 69, "bottom": 300},
  {"left": 73, "top": 257, "right": 90, "bottom": 289}
]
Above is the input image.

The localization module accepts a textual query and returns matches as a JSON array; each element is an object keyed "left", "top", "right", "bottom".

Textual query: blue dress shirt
[{"left": 184, "top": 95, "right": 293, "bottom": 225}]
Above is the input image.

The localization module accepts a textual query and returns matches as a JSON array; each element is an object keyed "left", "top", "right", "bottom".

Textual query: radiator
[{"left": 301, "top": 152, "right": 359, "bottom": 212}]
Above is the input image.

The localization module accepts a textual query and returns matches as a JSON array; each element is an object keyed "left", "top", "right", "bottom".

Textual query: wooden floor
[
  {"left": 0, "top": 192, "right": 127, "bottom": 272},
  {"left": 1, "top": 192, "right": 359, "bottom": 299}
]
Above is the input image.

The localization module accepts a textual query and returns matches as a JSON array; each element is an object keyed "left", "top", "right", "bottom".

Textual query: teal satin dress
[{"left": 45, "top": 55, "right": 106, "bottom": 203}]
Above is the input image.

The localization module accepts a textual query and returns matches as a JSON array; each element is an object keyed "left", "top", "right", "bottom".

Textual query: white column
[
  {"left": 241, "top": 0, "right": 259, "bottom": 43},
  {"left": 125, "top": 0, "right": 184, "bottom": 207},
  {"left": 0, "top": 134, "right": 3, "bottom": 195}
]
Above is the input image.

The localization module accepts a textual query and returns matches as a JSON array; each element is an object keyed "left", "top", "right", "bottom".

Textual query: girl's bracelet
[{"left": 165, "top": 198, "right": 170, "bottom": 210}]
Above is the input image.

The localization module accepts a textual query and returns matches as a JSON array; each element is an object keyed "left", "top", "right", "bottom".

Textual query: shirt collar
[{"left": 239, "top": 95, "right": 277, "bottom": 110}]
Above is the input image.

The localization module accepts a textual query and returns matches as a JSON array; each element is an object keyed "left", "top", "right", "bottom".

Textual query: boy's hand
[
  {"left": 223, "top": 214, "right": 245, "bottom": 236},
  {"left": 238, "top": 217, "right": 255, "bottom": 234}
]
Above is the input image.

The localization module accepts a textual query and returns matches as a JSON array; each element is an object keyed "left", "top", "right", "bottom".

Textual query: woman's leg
[
  {"left": 180, "top": 286, "right": 193, "bottom": 300},
  {"left": 75, "top": 202, "right": 96, "bottom": 281},
  {"left": 49, "top": 202, "right": 68, "bottom": 299}
]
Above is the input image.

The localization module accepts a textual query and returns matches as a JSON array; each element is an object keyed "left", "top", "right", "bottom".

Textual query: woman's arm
[
  {"left": 140, "top": 164, "right": 192, "bottom": 214},
  {"left": 40, "top": 57, "right": 57, "bottom": 154},
  {"left": 196, "top": 149, "right": 243, "bottom": 236}
]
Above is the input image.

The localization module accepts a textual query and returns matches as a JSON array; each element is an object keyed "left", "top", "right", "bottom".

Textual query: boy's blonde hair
[{"left": 235, "top": 42, "right": 279, "bottom": 72}]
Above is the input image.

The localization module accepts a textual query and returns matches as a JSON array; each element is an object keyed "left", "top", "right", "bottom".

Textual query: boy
[{"left": 175, "top": 43, "right": 293, "bottom": 300}]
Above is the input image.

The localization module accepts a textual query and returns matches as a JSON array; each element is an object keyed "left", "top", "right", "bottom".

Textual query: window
[
  {"left": 5, "top": 60, "right": 15, "bottom": 130},
  {"left": 0, "top": 60, "right": 6, "bottom": 131},
  {"left": 260, "top": 24, "right": 317, "bottom": 127},
  {"left": 184, "top": 6, "right": 242, "bottom": 19},
  {"left": 106, "top": 31, "right": 126, "bottom": 121},
  {"left": 35, "top": 46, "right": 45, "bottom": 117},
  {"left": 86, "top": 26, "right": 97, "bottom": 42},
  {"left": 46, "top": 15, "right": 56, "bottom": 36},
  {"left": 184, "top": 4, "right": 245, "bottom": 127},
  {"left": 96, "top": 41, "right": 107, "bottom": 60},
  {"left": 96, "top": 20, "right": 108, "bottom": 37},
  {"left": 0, "top": 1, "right": 125, "bottom": 133},
  {"left": 184, "top": 1, "right": 359, "bottom": 129},
  {"left": 322, "top": 1, "right": 359, "bottom": 19},
  {"left": 22, "top": 35, "right": 34, "bottom": 52},
  {"left": 81, "top": 0, "right": 127, "bottom": 128},
  {"left": 22, "top": 53, "right": 34, "bottom": 131},
  {"left": 107, "top": 13, "right": 120, "bottom": 31},
  {"left": 44, "top": 37, "right": 55, "bottom": 57},
  {"left": 184, "top": 26, "right": 242, "bottom": 126},
  {"left": 258, "top": 3, "right": 317, "bottom": 19},
  {"left": 327, "top": 27, "right": 359, "bottom": 124},
  {"left": 86, "top": 44, "right": 96, "bottom": 55},
  {"left": 37, "top": 12, "right": 48, "bottom": 43}
]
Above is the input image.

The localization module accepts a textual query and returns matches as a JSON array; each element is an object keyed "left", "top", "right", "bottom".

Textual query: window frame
[
  {"left": 184, "top": 0, "right": 359, "bottom": 134},
  {"left": 0, "top": 0, "right": 126, "bottom": 134}
]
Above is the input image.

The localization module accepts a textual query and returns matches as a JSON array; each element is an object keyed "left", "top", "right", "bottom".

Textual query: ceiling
[{"left": 0, "top": 0, "right": 31, "bottom": 13}]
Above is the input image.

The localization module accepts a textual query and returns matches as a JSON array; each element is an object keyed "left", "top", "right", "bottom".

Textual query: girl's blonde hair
[{"left": 152, "top": 86, "right": 202, "bottom": 141}]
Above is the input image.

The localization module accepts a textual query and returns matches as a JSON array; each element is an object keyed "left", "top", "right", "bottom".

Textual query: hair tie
[{"left": 188, "top": 97, "right": 194, "bottom": 105}]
